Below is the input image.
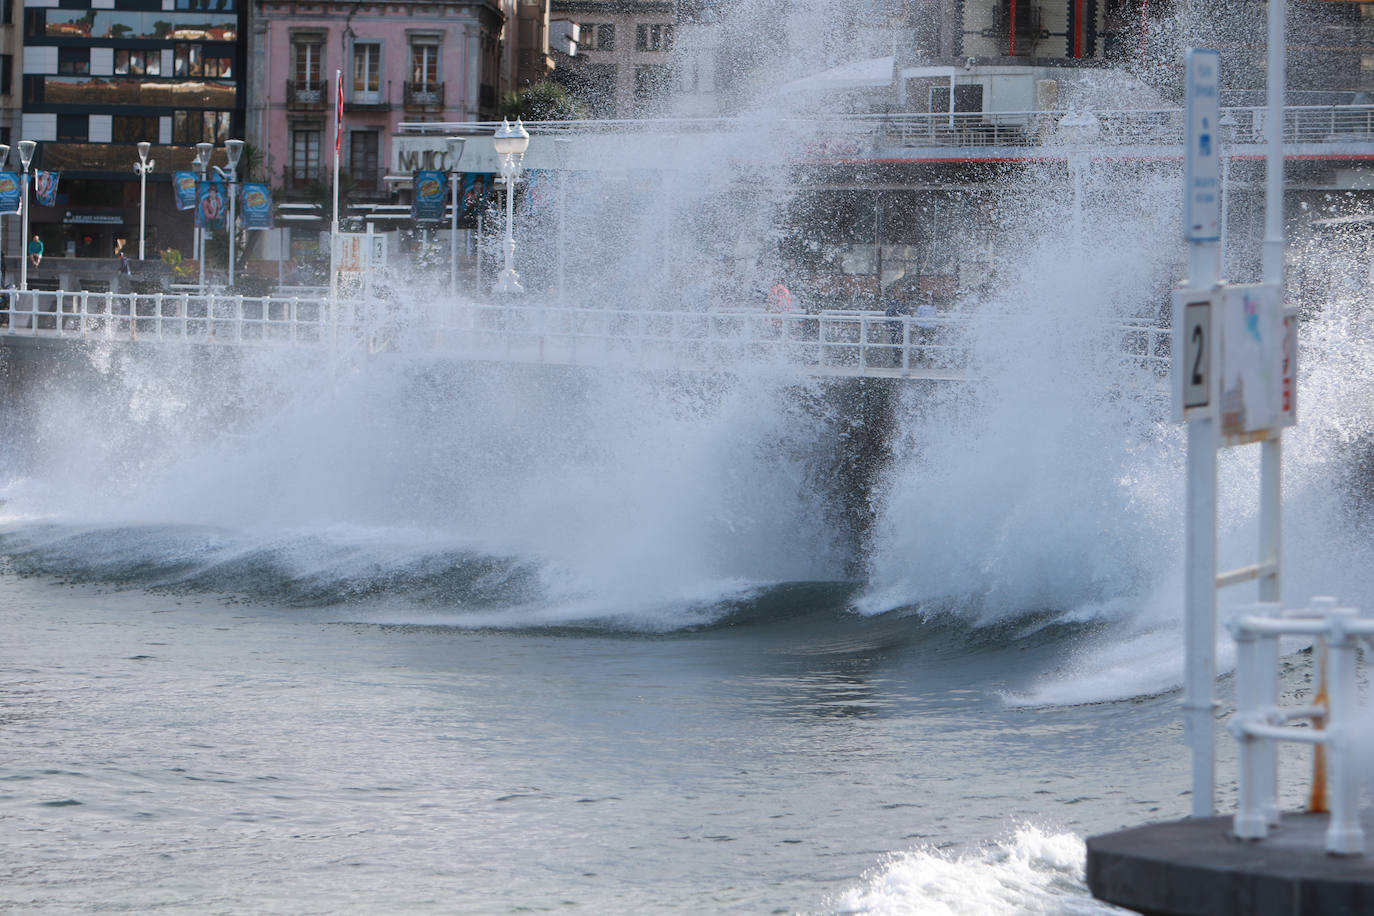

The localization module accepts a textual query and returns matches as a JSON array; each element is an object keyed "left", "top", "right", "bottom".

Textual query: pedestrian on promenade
[{"left": 27, "top": 235, "right": 42, "bottom": 268}]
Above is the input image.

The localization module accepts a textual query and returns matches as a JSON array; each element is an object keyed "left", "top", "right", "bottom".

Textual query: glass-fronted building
[{"left": 20, "top": 0, "right": 246, "bottom": 262}]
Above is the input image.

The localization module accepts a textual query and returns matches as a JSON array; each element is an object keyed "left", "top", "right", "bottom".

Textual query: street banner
[
  {"left": 411, "top": 169, "right": 446, "bottom": 223},
  {"left": 458, "top": 172, "right": 494, "bottom": 228},
  {"left": 240, "top": 183, "right": 273, "bottom": 229},
  {"left": 33, "top": 170, "right": 59, "bottom": 207},
  {"left": 173, "top": 171, "right": 198, "bottom": 211},
  {"left": 0, "top": 173, "right": 20, "bottom": 213},
  {"left": 197, "top": 176, "right": 226, "bottom": 230},
  {"left": 524, "top": 169, "right": 555, "bottom": 215}
]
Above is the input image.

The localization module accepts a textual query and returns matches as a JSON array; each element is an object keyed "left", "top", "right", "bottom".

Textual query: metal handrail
[
  {"left": 399, "top": 104, "right": 1374, "bottom": 152},
  {"left": 0, "top": 290, "right": 1171, "bottom": 382}
]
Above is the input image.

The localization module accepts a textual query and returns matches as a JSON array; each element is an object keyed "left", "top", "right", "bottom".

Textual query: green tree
[{"left": 498, "top": 81, "right": 588, "bottom": 122}]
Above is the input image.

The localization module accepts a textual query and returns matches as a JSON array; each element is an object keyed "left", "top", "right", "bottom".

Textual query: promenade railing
[{"left": 0, "top": 290, "right": 1172, "bottom": 383}]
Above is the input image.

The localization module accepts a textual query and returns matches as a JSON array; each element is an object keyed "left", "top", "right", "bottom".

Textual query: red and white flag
[{"left": 335, "top": 70, "right": 344, "bottom": 155}]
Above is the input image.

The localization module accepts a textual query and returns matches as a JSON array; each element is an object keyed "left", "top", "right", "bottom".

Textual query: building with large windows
[{"left": 18, "top": 0, "right": 246, "bottom": 263}]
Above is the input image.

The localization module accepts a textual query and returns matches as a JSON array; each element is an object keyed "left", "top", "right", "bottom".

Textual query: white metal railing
[
  {"left": 0, "top": 290, "right": 1171, "bottom": 383},
  {"left": 400, "top": 105, "right": 1374, "bottom": 152},
  {"left": 1228, "top": 597, "right": 1372, "bottom": 856},
  {"left": 431, "top": 302, "right": 972, "bottom": 377}
]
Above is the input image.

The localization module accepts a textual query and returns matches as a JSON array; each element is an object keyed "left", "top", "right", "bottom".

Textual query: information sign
[
  {"left": 1184, "top": 49, "right": 1221, "bottom": 242},
  {"left": 1219, "top": 283, "right": 1282, "bottom": 439}
]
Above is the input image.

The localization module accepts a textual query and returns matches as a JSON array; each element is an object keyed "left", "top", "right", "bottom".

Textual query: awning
[{"left": 780, "top": 55, "right": 894, "bottom": 94}]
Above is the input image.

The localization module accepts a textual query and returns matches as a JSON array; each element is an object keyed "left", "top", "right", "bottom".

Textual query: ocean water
[{"left": 3, "top": 546, "right": 1185, "bottom": 915}]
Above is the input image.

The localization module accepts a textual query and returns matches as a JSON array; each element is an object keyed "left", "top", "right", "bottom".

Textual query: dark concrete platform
[{"left": 1088, "top": 812, "right": 1374, "bottom": 915}]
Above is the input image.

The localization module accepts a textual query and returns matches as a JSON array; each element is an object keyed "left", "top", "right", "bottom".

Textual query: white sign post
[{"left": 1178, "top": 43, "right": 1295, "bottom": 822}]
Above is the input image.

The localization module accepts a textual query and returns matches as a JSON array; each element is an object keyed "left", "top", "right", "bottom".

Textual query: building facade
[
  {"left": 251, "top": 0, "right": 508, "bottom": 206},
  {"left": 18, "top": 0, "right": 247, "bottom": 263}
]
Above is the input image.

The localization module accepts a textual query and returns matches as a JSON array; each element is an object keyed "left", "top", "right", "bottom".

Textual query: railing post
[
  {"left": 1256, "top": 601, "right": 1282, "bottom": 828},
  {"left": 1325, "top": 607, "right": 1363, "bottom": 855},
  {"left": 1230, "top": 616, "right": 1266, "bottom": 840}
]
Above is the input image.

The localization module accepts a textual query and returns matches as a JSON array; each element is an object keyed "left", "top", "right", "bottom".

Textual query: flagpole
[{"left": 329, "top": 67, "right": 341, "bottom": 331}]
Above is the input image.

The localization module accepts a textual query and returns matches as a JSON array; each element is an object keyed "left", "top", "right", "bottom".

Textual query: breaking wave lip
[{"left": 821, "top": 824, "right": 1124, "bottom": 916}]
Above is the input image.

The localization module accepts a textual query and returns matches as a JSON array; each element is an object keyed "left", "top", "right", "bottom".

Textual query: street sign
[
  {"left": 1219, "top": 283, "right": 1282, "bottom": 441},
  {"left": 1184, "top": 49, "right": 1221, "bottom": 242},
  {"left": 1175, "top": 289, "right": 1215, "bottom": 421}
]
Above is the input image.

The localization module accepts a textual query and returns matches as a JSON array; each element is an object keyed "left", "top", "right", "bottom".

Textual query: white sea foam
[{"left": 824, "top": 825, "right": 1121, "bottom": 916}]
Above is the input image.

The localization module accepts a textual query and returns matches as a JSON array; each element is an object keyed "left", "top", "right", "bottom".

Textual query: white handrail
[{"left": 1228, "top": 598, "right": 1369, "bottom": 855}]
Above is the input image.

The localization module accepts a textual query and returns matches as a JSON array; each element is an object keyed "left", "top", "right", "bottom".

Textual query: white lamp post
[
  {"left": 217, "top": 138, "right": 244, "bottom": 287},
  {"left": 0, "top": 144, "right": 10, "bottom": 287},
  {"left": 134, "top": 141, "right": 154, "bottom": 260},
  {"left": 18, "top": 140, "right": 36, "bottom": 292},
  {"left": 195, "top": 142, "right": 212, "bottom": 293},
  {"left": 554, "top": 136, "right": 572, "bottom": 304},
  {"left": 492, "top": 118, "right": 529, "bottom": 294},
  {"left": 445, "top": 136, "right": 466, "bottom": 297}
]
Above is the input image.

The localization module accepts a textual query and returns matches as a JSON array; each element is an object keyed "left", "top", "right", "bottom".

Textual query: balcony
[
  {"left": 345, "top": 84, "right": 391, "bottom": 112},
  {"left": 403, "top": 80, "right": 445, "bottom": 113},
  {"left": 287, "top": 79, "right": 328, "bottom": 111}
]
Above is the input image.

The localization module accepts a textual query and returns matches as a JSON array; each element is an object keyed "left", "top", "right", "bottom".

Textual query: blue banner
[
  {"left": 0, "top": 172, "right": 20, "bottom": 214},
  {"left": 196, "top": 176, "right": 225, "bottom": 230},
  {"left": 33, "top": 170, "right": 58, "bottom": 207},
  {"left": 173, "top": 171, "right": 198, "bottom": 211},
  {"left": 411, "top": 170, "right": 447, "bottom": 223},
  {"left": 240, "top": 183, "right": 273, "bottom": 229},
  {"left": 458, "top": 172, "right": 494, "bottom": 229}
]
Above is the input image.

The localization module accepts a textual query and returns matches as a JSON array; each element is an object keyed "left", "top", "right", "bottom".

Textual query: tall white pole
[
  {"left": 227, "top": 168, "right": 236, "bottom": 286},
  {"left": 139, "top": 168, "right": 147, "bottom": 260},
  {"left": 449, "top": 171, "right": 458, "bottom": 297},
  {"left": 329, "top": 68, "right": 341, "bottom": 311},
  {"left": 19, "top": 170, "right": 29, "bottom": 292}
]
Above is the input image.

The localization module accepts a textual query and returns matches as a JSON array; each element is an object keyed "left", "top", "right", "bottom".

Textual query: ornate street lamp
[
  {"left": 445, "top": 136, "right": 466, "bottom": 297},
  {"left": 554, "top": 136, "right": 572, "bottom": 303},
  {"left": 1057, "top": 110, "right": 1100, "bottom": 249},
  {"left": 492, "top": 118, "right": 529, "bottom": 294},
  {"left": 0, "top": 144, "right": 10, "bottom": 287},
  {"left": 18, "top": 140, "right": 36, "bottom": 292}
]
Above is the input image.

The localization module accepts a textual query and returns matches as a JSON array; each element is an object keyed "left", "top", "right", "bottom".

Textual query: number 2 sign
[{"left": 1174, "top": 290, "right": 1215, "bottom": 422}]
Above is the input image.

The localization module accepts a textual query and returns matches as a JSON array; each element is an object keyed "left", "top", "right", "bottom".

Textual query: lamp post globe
[{"left": 492, "top": 119, "right": 529, "bottom": 295}]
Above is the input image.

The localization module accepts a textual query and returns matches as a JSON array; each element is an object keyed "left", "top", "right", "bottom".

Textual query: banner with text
[
  {"left": 240, "top": 183, "right": 273, "bottom": 229},
  {"left": 411, "top": 170, "right": 447, "bottom": 223},
  {"left": 173, "top": 171, "right": 198, "bottom": 211},
  {"left": 0, "top": 173, "right": 20, "bottom": 213}
]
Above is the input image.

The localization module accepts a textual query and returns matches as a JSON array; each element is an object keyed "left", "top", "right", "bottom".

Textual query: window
[
  {"left": 410, "top": 40, "right": 439, "bottom": 88},
  {"left": 635, "top": 23, "right": 673, "bottom": 52},
  {"left": 634, "top": 64, "right": 672, "bottom": 114},
  {"left": 595, "top": 23, "right": 615, "bottom": 51},
  {"left": 57, "top": 114, "right": 87, "bottom": 142},
  {"left": 0, "top": 55, "right": 10, "bottom": 96},
  {"left": 113, "top": 115, "right": 159, "bottom": 143},
  {"left": 353, "top": 42, "right": 380, "bottom": 102},
  {"left": 1, "top": 0, "right": 12, "bottom": 27},
  {"left": 173, "top": 109, "right": 230, "bottom": 144},
  {"left": 291, "top": 128, "right": 321, "bottom": 186},
  {"left": 115, "top": 49, "right": 161, "bottom": 76},
  {"left": 174, "top": 42, "right": 202, "bottom": 77},
  {"left": 350, "top": 130, "right": 379, "bottom": 192},
  {"left": 293, "top": 37, "right": 322, "bottom": 86},
  {"left": 58, "top": 47, "right": 90, "bottom": 75}
]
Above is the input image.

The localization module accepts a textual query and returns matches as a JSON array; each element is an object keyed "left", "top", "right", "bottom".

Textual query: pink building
[{"left": 248, "top": 0, "right": 512, "bottom": 202}]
